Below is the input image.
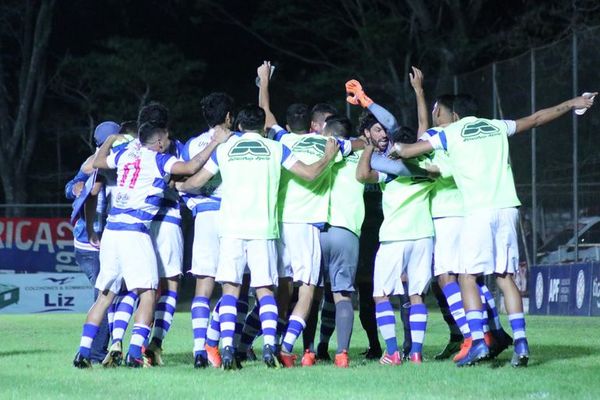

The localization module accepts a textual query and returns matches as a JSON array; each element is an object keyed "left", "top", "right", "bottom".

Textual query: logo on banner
[
  {"left": 593, "top": 277, "right": 600, "bottom": 308},
  {"left": 576, "top": 269, "right": 586, "bottom": 309},
  {"left": 535, "top": 272, "right": 544, "bottom": 310}
]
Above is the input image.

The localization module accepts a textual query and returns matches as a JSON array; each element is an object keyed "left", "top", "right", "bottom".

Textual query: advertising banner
[
  {"left": 0, "top": 273, "right": 93, "bottom": 314},
  {"left": 569, "top": 263, "right": 592, "bottom": 316},
  {"left": 591, "top": 263, "right": 600, "bottom": 316},
  {"left": 547, "top": 265, "right": 572, "bottom": 315},
  {"left": 0, "top": 218, "right": 78, "bottom": 273},
  {"left": 529, "top": 266, "right": 549, "bottom": 315}
]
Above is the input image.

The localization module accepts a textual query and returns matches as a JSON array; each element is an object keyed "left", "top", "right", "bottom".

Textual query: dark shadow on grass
[{"left": 0, "top": 349, "right": 51, "bottom": 357}]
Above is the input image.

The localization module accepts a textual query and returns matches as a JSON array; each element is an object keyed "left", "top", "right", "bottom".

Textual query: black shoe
[
  {"left": 246, "top": 347, "right": 258, "bottom": 362},
  {"left": 235, "top": 351, "right": 248, "bottom": 363},
  {"left": 489, "top": 329, "right": 514, "bottom": 359},
  {"left": 434, "top": 338, "right": 462, "bottom": 360},
  {"left": 124, "top": 352, "right": 147, "bottom": 368},
  {"left": 73, "top": 352, "right": 92, "bottom": 369},
  {"left": 194, "top": 353, "right": 208, "bottom": 369},
  {"left": 221, "top": 346, "right": 242, "bottom": 370},
  {"left": 263, "top": 344, "right": 281, "bottom": 368},
  {"left": 316, "top": 342, "right": 331, "bottom": 361},
  {"left": 361, "top": 347, "right": 383, "bottom": 360}
]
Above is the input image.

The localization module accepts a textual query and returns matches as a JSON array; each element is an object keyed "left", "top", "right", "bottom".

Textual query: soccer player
[
  {"left": 350, "top": 80, "right": 435, "bottom": 365},
  {"left": 317, "top": 115, "right": 366, "bottom": 367},
  {"left": 177, "top": 104, "right": 339, "bottom": 370},
  {"left": 389, "top": 91, "right": 596, "bottom": 367},
  {"left": 181, "top": 92, "right": 235, "bottom": 368},
  {"left": 73, "top": 122, "right": 230, "bottom": 369}
]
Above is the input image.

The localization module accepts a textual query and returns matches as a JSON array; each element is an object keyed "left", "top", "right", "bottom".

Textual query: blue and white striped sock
[
  {"left": 508, "top": 312, "right": 526, "bottom": 341},
  {"left": 409, "top": 303, "right": 428, "bottom": 354},
  {"left": 479, "top": 290, "right": 490, "bottom": 333},
  {"left": 480, "top": 284, "right": 502, "bottom": 332},
  {"left": 78, "top": 323, "right": 99, "bottom": 358},
  {"left": 128, "top": 323, "right": 151, "bottom": 359},
  {"left": 239, "top": 302, "right": 262, "bottom": 352},
  {"left": 375, "top": 301, "right": 398, "bottom": 355},
  {"left": 466, "top": 310, "right": 485, "bottom": 344},
  {"left": 206, "top": 300, "right": 221, "bottom": 348},
  {"left": 442, "top": 282, "right": 471, "bottom": 338},
  {"left": 108, "top": 292, "right": 126, "bottom": 337},
  {"left": 259, "top": 295, "right": 278, "bottom": 347},
  {"left": 282, "top": 315, "right": 305, "bottom": 353},
  {"left": 319, "top": 295, "right": 336, "bottom": 344},
  {"left": 191, "top": 296, "right": 210, "bottom": 357},
  {"left": 112, "top": 291, "right": 138, "bottom": 344},
  {"left": 234, "top": 291, "right": 250, "bottom": 348},
  {"left": 219, "top": 295, "right": 238, "bottom": 349},
  {"left": 152, "top": 290, "right": 178, "bottom": 347}
]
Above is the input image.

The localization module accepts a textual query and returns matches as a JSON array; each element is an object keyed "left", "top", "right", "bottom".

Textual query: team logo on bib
[
  {"left": 292, "top": 137, "right": 326, "bottom": 156},
  {"left": 460, "top": 121, "right": 501, "bottom": 141},
  {"left": 228, "top": 140, "right": 271, "bottom": 159}
]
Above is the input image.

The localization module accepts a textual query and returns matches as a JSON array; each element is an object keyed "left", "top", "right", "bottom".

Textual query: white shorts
[
  {"left": 150, "top": 221, "right": 183, "bottom": 278},
  {"left": 97, "top": 229, "right": 158, "bottom": 292},
  {"left": 373, "top": 238, "right": 433, "bottom": 297},
  {"left": 433, "top": 217, "right": 463, "bottom": 276},
  {"left": 277, "top": 223, "right": 321, "bottom": 285},
  {"left": 189, "top": 211, "right": 220, "bottom": 277},
  {"left": 459, "top": 207, "right": 519, "bottom": 275},
  {"left": 216, "top": 238, "right": 278, "bottom": 287}
]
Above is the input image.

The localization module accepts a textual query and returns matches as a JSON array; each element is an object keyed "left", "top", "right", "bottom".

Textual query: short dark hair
[
  {"left": 452, "top": 94, "right": 478, "bottom": 118},
  {"left": 434, "top": 94, "right": 454, "bottom": 113},
  {"left": 286, "top": 103, "right": 310, "bottom": 132},
  {"left": 392, "top": 126, "right": 417, "bottom": 144},
  {"left": 358, "top": 111, "right": 380, "bottom": 134},
  {"left": 138, "top": 122, "right": 165, "bottom": 145},
  {"left": 310, "top": 103, "right": 337, "bottom": 123},
  {"left": 119, "top": 120, "right": 138, "bottom": 136},
  {"left": 236, "top": 104, "right": 265, "bottom": 132},
  {"left": 201, "top": 92, "right": 235, "bottom": 127},
  {"left": 138, "top": 102, "right": 169, "bottom": 129},
  {"left": 323, "top": 115, "right": 353, "bottom": 139}
]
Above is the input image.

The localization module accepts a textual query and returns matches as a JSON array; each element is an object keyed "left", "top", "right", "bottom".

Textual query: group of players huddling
[{"left": 69, "top": 60, "right": 596, "bottom": 370}]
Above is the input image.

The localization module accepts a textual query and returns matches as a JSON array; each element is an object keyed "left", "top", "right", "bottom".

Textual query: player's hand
[
  {"left": 257, "top": 61, "right": 272, "bottom": 85},
  {"left": 175, "top": 181, "right": 186, "bottom": 192},
  {"left": 426, "top": 164, "right": 440, "bottom": 179},
  {"left": 409, "top": 66, "right": 424, "bottom": 92},
  {"left": 72, "top": 181, "right": 84, "bottom": 197},
  {"left": 388, "top": 143, "right": 403, "bottom": 160},
  {"left": 213, "top": 125, "right": 233, "bottom": 144},
  {"left": 345, "top": 79, "right": 373, "bottom": 108},
  {"left": 89, "top": 232, "right": 101, "bottom": 249},
  {"left": 325, "top": 137, "right": 340, "bottom": 159},
  {"left": 572, "top": 92, "right": 597, "bottom": 110}
]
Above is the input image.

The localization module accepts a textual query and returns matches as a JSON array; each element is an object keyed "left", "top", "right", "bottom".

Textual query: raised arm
[
  {"left": 514, "top": 93, "right": 596, "bottom": 133},
  {"left": 169, "top": 126, "right": 232, "bottom": 176},
  {"left": 92, "top": 135, "right": 124, "bottom": 169},
  {"left": 409, "top": 66, "right": 429, "bottom": 136},
  {"left": 288, "top": 138, "right": 339, "bottom": 181},
  {"left": 345, "top": 79, "right": 399, "bottom": 140},
  {"left": 257, "top": 61, "right": 278, "bottom": 130}
]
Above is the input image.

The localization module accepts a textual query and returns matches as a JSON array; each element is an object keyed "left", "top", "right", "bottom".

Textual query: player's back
[
  {"left": 328, "top": 149, "right": 365, "bottom": 237},
  {"left": 106, "top": 139, "right": 174, "bottom": 232}
]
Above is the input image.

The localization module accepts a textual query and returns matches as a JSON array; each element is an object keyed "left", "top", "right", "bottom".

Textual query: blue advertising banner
[
  {"left": 547, "top": 266, "right": 572, "bottom": 315},
  {"left": 529, "top": 266, "right": 549, "bottom": 315},
  {"left": 569, "top": 263, "right": 592, "bottom": 316},
  {"left": 591, "top": 263, "right": 600, "bottom": 317},
  {"left": 0, "top": 218, "right": 78, "bottom": 273}
]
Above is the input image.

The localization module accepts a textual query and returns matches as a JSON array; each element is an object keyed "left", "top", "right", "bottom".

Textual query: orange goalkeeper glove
[{"left": 345, "top": 79, "right": 373, "bottom": 108}]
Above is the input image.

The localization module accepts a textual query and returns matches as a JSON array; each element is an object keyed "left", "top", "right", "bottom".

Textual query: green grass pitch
[{"left": 1, "top": 312, "right": 599, "bottom": 399}]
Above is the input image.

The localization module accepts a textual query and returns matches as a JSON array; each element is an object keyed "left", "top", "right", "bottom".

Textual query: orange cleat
[
  {"left": 453, "top": 337, "right": 473, "bottom": 363},
  {"left": 379, "top": 351, "right": 402, "bottom": 366},
  {"left": 205, "top": 344, "right": 222, "bottom": 368},
  {"left": 279, "top": 351, "right": 298, "bottom": 368},
  {"left": 301, "top": 349, "right": 316, "bottom": 367},
  {"left": 334, "top": 350, "right": 349, "bottom": 368}
]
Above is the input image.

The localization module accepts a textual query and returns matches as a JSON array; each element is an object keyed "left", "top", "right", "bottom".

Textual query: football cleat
[
  {"left": 194, "top": 353, "right": 208, "bottom": 369},
  {"left": 263, "top": 344, "right": 281, "bottom": 368},
  {"left": 452, "top": 337, "right": 473, "bottom": 363},
  {"left": 510, "top": 339, "right": 529, "bottom": 368},
  {"left": 434, "top": 338, "right": 462, "bottom": 360},
  {"left": 73, "top": 352, "right": 92, "bottom": 369},
  {"left": 205, "top": 344, "right": 222, "bottom": 368},
  {"left": 125, "top": 352, "right": 150, "bottom": 368},
  {"left": 300, "top": 349, "right": 316, "bottom": 367},
  {"left": 361, "top": 347, "right": 383, "bottom": 360},
  {"left": 455, "top": 341, "right": 489, "bottom": 367},
  {"left": 484, "top": 331, "right": 494, "bottom": 347},
  {"left": 145, "top": 341, "right": 163, "bottom": 366},
  {"left": 409, "top": 352, "right": 422, "bottom": 364},
  {"left": 334, "top": 350, "right": 349, "bottom": 368},
  {"left": 246, "top": 347, "right": 258, "bottom": 362},
  {"left": 489, "top": 329, "right": 514, "bottom": 359},
  {"left": 316, "top": 342, "right": 331, "bottom": 361},
  {"left": 379, "top": 351, "right": 402, "bottom": 366},
  {"left": 221, "top": 346, "right": 241, "bottom": 370},
  {"left": 102, "top": 341, "right": 123, "bottom": 367},
  {"left": 279, "top": 350, "right": 298, "bottom": 368}
]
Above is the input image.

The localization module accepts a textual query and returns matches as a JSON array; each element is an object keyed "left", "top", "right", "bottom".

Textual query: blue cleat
[
  {"left": 263, "top": 344, "right": 281, "bottom": 368},
  {"left": 221, "top": 346, "right": 242, "bottom": 370},
  {"left": 511, "top": 339, "right": 529, "bottom": 367},
  {"left": 455, "top": 340, "right": 489, "bottom": 367}
]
